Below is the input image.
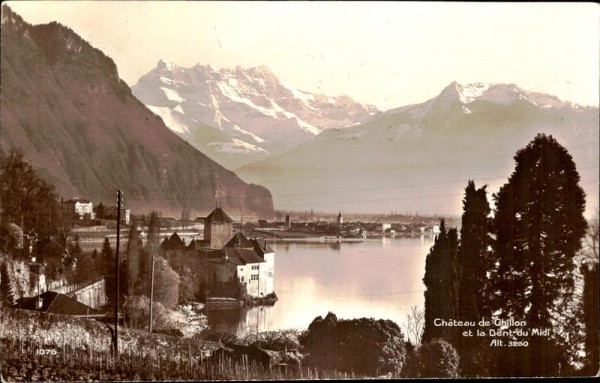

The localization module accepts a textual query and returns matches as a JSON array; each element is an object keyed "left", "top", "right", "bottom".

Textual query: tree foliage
[
  {"left": 422, "top": 219, "right": 459, "bottom": 345},
  {"left": 137, "top": 211, "right": 160, "bottom": 296},
  {"left": 73, "top": 251, "right": 97, "bottom": 284},
  {"left": 455, "top": 180, "right": 491, "bottom": 376},
  {"left": 95, "top": 237, "right": 113, "bottom": 277},
  {"left": 580, "top": 213, "right": 599, "bottom": 374},
  {"left": 0, "top": 257, "right": 18, "bottom": 306},
  {"left": 491, "top": 134, "right": 587, "bottom": 376},
  {"left": 125, "top": 218, "right": 141, "bottom": 295},
  {"left": 95, "top": 202, "right": 105, "bottom": 220},
  {"left": 152, "top": 256, "right": 180, "bottom": 309},
  {"left": 0, "top": 148, "right": 67, "bottom": 238},
  {"left": 416, "top": 339, "right": 460, "bottom": 378},
  {"left": 300, "top": 312, "right": 407, "bottom": 376}
]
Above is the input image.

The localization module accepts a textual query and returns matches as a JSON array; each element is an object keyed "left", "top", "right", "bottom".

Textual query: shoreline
[{"left": 263, "top": 234, "right": 433, "bottom": 243}]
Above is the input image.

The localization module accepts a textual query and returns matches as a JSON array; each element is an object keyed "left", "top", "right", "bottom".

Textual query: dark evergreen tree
[
  {"left": 97, "top": 236, "right": 113, "bottom": 276},
  {"left": 422, "top": 219, "right": 459, "bottom": 345},
  {"left": 63, "top": 234, "right": 81, "bottom": 282},
  {"left": 0, "top": 148, "right": 68, "bottom": 237},
  {"left": 73, "top": 246, "right": 100, "bottom": 289},
  {"left": 71, "top": 234, "right": 82, "bottom": 257},
  {"left": 455, "top": 181, "right": 491, "bottom": 376},
  {"left": 95, "top": 202, "right": 105, "bottom": 220},
  {"left": 491, "top": 134, "right": 587, "bottom": 376},
  {"left": 138, "top": 212, "right": 160, "bottom": 297},
  {"left": 125, "top": 218, "right": 141, "bottom": 295}
]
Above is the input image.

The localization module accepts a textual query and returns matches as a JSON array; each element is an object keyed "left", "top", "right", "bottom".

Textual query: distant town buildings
[{"left": 103, "top": 205, "right": 131, "bottom": 225}]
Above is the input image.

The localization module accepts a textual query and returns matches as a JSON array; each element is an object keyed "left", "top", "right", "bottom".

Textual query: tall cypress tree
[
  {"left": 98, "top": 237, "right": 113, "bottom": 276},
  {"left": 456, "top": 181, "right": 491, "bottom": 376},
  {"left": 491, "top": 134, "right": 587, "bottom": 376},
  {"left": 125, "top": 218, "right": 141, "bottom": 295},
  {"left": 138, "top": 211, "right": 160, "bottom": 297},
  {"left": 423, "top": 219, "right": 459, "bottom": 345}
]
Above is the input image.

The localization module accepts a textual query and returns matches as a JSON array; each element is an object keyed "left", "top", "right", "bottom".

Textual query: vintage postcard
[{"left": 0, "top": 1, "right": 598, "bottom": 380}]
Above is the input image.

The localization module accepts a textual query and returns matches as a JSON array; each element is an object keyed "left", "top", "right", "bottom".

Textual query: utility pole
[{"left": 113, "top": 189, "right": 122, "bottom": 357}]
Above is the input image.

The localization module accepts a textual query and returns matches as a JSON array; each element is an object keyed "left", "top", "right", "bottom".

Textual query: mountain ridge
[
  {"left": 131, "top": 60, "right": 380, "bottom": 169},
  {"left": 0, "top": 5, "right": 274, "bottom": 218},
  {"left": 236, "top": 81, "right": 599, "bottom": 215}
]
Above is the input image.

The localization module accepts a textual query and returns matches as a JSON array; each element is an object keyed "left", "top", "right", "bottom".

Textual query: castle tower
[
  {"left": 204, "top": 207, "right": 234, "bottom": 249},
  {"left": 337, "top": 211, "right": 343, "bottom": 227}
]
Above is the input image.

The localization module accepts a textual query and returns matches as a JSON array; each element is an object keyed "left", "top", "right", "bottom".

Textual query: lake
[{"left": 203, "top": 236, "right": 434, "bottom": 336}]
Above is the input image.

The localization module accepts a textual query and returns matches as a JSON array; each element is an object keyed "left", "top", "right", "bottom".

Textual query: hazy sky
[{"left": 6, "top": 1, "right": 599, "bottom": 110}]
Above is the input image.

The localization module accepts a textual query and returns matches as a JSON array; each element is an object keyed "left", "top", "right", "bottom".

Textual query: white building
[
  {"left": 62, "top": 199, "right": 95, "bottom": 220},
  {"left": 207, "top": 232, "right": 275, "bottom": 298}
]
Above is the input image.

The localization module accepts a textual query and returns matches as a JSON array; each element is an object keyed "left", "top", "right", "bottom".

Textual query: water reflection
[
  {"left": 203, "top": 306, "right": 273, "bottom": 336},
  {"left": 203, "top": 237, "right": 433, "bottom": 335}
]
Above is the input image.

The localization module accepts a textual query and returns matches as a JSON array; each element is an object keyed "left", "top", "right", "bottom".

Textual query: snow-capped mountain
[
  {"left": 405, "top": 81, "right": 577, "bottom": 119},
  {"left": 132, "top": 61, "right": 379, "bottom": 169},
  {"left": 237, "top": 82, "right": 598, "bottom": 215}
]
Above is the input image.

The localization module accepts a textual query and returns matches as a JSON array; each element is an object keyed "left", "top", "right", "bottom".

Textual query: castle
[{"left": 161, "top": 207, "right": 275, "bottom": 299}]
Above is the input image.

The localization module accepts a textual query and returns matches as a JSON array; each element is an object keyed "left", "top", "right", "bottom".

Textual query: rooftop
[
  {"left": 206, "top": 208, "right": 233, "bottom": 224},
  {"left": 13, "top": 291, "right": 103, "bottom": 317},
  {"left": 62, "top": 199, "right": 91, "bottom": 204}
]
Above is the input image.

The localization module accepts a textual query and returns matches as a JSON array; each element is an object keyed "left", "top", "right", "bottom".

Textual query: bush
[
  {"left": 300, "top": 312, "right": 407, "bottom": 376},
  {"left": 243, "top": 329, "right": 303, "bottom": 351},
  {"left": 417, "top": 339, "right": 460, "bottom": 378}
]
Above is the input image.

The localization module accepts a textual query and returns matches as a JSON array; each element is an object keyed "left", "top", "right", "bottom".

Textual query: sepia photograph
[{"left": 0, "top": 1, "right": 598, "bottom": 380}]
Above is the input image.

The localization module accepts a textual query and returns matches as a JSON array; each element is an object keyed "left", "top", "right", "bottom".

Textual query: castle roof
[
  {"left": 206, "top": 208, "right": 233, "bottom": 223},
  {"left": 223, "top": 248, "right": 265, "bottom": 265},
  {"left": 224, "top": 232, "right": 254, "bottom": 249},
  {"left": 160, "top": 232, "right": 186, "bottom": 250},
  {"left": 251, "top": 237, "right": 274, "bottom": 255},
  {"left": 204, "top": 247, "right": 265, "bottom": 266},
  {"left": 187, "top": 238, "right": 209, "bottom": 250}
]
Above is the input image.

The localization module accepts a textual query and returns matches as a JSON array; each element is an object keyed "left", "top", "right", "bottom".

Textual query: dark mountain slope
[{"left": 0, "top": 5, "right": 274, "bottom": 218}]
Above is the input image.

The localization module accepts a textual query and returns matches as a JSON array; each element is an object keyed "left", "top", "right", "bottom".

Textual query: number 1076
[{"left": 36, "top": 348, "right": 57, "bottom": 355}]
